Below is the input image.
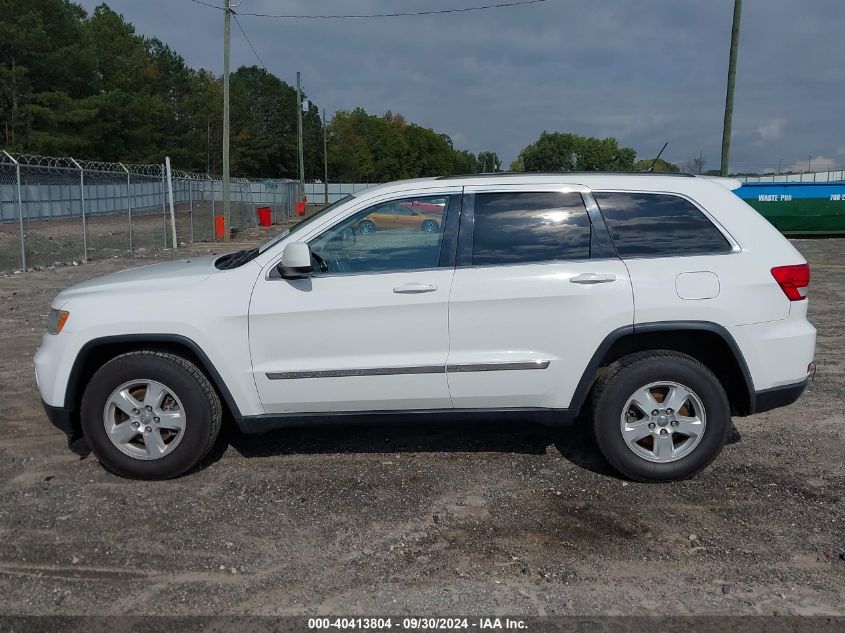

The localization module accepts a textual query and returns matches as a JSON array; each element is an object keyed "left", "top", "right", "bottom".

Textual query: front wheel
[
  {"left": 591, "top": 351, "right": 730, "bottom": 482},
  {"left": 80, "top": 351, "right": 222, "bottom": 479}
]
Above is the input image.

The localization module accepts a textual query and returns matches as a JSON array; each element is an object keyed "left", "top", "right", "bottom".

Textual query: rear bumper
[
  {"left": 42, "top": 401, "right": 76, "bottom": 437},
  {"left": 731, "top": 313, "right": 815, "bottom": 396},
  {"left": 753, "top": 379, "right": 808, "bottom": 414}
]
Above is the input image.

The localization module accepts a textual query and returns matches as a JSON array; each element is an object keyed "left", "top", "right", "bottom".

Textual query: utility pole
[
  {"left": 323, "top": 108, "right": 328, "bottom": 205},
  {"left": 296, "top": 71, "right": 304, "bottom": 202},
  {"left": 221, "top": 0, "right": 232, "bottom": 239},
  {"left": 808, "top": 155, "right": 812, "bottom": 172},
  {"left": 698, "top": 150, "right": 703, "bottom": 174},
  {"left": 720, "top": 0, "right": 742, "bottom": 177},
  {"left": 777, "top": 158, "right": 782, "bottom": 176}
]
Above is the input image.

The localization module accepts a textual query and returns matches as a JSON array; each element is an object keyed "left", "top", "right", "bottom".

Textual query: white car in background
[{"left": 35, "top": 173, "right": 815, "bottom": 481}]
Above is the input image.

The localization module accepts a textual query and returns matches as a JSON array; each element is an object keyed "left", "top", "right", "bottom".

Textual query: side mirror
[{"left": 279, "top": 242, "right": 313, "bottom": 278}]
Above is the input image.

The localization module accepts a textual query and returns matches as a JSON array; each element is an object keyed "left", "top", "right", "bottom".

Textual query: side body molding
[{"left": 65, "top": 322, "right": 755, "bottom": 436}]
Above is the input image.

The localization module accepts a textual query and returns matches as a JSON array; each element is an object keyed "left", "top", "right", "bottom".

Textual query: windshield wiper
[{"left": 216, "top": 248, "right": 258, "bottom": 270}]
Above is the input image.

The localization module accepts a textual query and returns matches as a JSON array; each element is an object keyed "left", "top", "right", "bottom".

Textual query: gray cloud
[{"left": 77, "top": 0, "right": 845, "bottom": 173}]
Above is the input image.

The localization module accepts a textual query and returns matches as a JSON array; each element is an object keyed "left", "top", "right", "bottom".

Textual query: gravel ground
[{"left": 0, "top": 235, "right": 842, "bottom": 616}]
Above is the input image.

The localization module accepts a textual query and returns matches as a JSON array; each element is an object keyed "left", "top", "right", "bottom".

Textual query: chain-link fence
[
  {"left": 739, "top": 169, "right": 845, "bottom": 183},
  {"left": 0, "top": 151, "right": 298, "bottom": 272}
]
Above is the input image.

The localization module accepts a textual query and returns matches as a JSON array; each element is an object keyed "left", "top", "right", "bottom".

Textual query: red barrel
[
  {"left": 257, "top": 206, "right": 272, "bottom": 227},
  {"left": 295, "top": 201, "right": 306, "bottom": 216},
  {"left": 214, "top": 215, "right": 226, "bottom": 238}
]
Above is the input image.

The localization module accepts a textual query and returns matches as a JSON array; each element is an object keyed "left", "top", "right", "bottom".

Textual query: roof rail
[{"left": 436, "top": 171, "right": 696, "bottom": 180}]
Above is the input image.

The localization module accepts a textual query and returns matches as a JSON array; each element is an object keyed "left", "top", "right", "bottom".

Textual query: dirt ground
[{"left": 0, "top": 235, "right": 842, "bottom": 616}]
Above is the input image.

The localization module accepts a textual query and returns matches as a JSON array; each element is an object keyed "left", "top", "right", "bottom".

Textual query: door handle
[
  {"left": 570, "top": 272, "right": 616, "bottom": 284},
  {"left": 393, "top": 282, "right": 438, "bottom": 294}
]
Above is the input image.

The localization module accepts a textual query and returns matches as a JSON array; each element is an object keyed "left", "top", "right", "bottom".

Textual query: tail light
[{"left": 771, "top": 264, "right": 810, "bottom": 301}]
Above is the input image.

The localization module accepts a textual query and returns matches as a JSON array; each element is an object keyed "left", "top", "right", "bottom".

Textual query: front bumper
[
  {"left": 42, "top": 400, "right": 76, "bottom": 438},
  {"left": 34, "top": 332, "right": 77, "bottom": 408}
]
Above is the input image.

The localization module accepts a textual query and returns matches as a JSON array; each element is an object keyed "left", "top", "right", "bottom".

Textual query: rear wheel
[
  {"left": 80, "top": 351, "right": 222, "bottom": 479},
  {"left": 591, "top": 351, "right": 730, "bottom": 482}
]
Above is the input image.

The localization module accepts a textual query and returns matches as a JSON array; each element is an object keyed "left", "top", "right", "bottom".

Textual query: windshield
[{"left": 258, "top": 195, "right": 354, "bottom": 254}]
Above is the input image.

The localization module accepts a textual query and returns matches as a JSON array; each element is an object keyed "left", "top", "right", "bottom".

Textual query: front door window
[{"left": 308, "top": 196, "right": 449, "bottom": 274}]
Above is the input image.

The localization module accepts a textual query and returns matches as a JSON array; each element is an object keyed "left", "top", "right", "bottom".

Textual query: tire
[
  {"left": 358, "top": 220, "right": 376, "bottom": 234},
  {"left": 591, "top": 351, "right": 730, "bottom": 482},
  {"left": 421, "top": 220, "right": 439, "bottom": 233},
  {"left": 80, "top": 351, "right": 222, "bottom": 480}
]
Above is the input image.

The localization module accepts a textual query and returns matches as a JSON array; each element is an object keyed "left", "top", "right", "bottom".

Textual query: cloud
[
  {"left": 77, "top": 0, "right": 845, "bottom": 173},
  {"left": 783, "top": 156, "right": 837, "bottom": 173},
  {"left": 757, "top": 119, "right": 786, "bottom": 142}
]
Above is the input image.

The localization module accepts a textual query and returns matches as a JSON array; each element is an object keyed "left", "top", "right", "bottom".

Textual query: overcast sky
[{"left": 77, "top": 0, "right": 845, "bottom": 173}]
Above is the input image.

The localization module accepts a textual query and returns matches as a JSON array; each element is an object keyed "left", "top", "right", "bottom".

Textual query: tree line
[{"left": 2, "top": 1, "right": 684, "bottom": 181}]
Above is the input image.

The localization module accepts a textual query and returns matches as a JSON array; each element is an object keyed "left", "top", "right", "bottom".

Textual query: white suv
[{"left": 34, "top": 173, "right": 816, "bottom": 481}]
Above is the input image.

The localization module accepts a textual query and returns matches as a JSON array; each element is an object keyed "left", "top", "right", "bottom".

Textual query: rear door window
[
  {"left": 593, "top": 192, "right": 732, "bottom": 258},
  {"left": 471, "top": 191, "right": 592, "bottom": 265}
]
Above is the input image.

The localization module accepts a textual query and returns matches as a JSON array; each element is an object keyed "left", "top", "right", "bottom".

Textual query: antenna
[{"left": 645, "top": 142, "right": 669, "bottom": 172}]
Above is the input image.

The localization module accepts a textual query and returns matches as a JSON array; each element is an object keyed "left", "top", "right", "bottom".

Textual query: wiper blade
[
  {"left": 228, "top": 248, "right": 258, "bottom": 266},
  {"left": 216, "top": 248, "right": 258, "bottom": 270}
]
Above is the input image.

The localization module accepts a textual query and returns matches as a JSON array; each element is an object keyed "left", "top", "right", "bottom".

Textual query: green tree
[
  {"left": 229, "top": 66, "right": 295, "bottom": 176},
  {"left": 81, "top": 5, "right": 164, "bottom": 161},
  {"left": 327, "top": 109, "right": 375, "bottom": 181},
  {"left": 0, "top": 0, "right": 94, "bottom": 150},
  {"left": 477, "top": 151, "right": 500, "bottom": 172},
  {"left": 402, "top": 123, "right": 453, "bottom": 177},
  {"left": 452, "top": 149, "right": 478, "bottom": 174},
  {"left": 1, "top": 0, "right": 490, "bottom": 180},
  {"left": 516, "top": 132, "right": 636, "bottom": 172},
  {"left": 633, "top": 158, "right": 680, "bottom": 172},
  {"left": 326, "top": 109, "right": 471, "bottom": 182},
  {"left": 148, "top": 39, "right": 211, "bottom": 169}
]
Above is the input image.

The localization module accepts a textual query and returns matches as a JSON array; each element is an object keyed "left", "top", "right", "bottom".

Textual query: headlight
[{"left": 47, "top": 309, "right": 70, "bottom": 335}]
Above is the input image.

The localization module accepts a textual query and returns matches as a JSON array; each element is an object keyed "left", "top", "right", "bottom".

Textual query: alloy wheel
[
  {"left": 102, "top": 379, "right": 186, "bottom": 460},
  {"left": 619, "top": 381, "right": 706, "bottom": 463}
]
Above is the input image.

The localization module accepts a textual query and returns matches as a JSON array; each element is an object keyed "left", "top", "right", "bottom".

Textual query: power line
[
  {"left": 242, "top": 0, "right": 550, "bottom": 19},
  {"left": 188, "top": 0, "right": 549, "bottom": 19},
  {"left": 188, "top": 0, "right": 224, "bottom": 9},
  {"left": 232, "top": 12, "right": 266, "bottom": 70}
]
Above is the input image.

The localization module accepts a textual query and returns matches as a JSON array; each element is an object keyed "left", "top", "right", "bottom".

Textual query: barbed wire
[
  {"left": 1, "top": 153, "right": 79, "bottom": 171},
  {"left": 0, "top": 150, "right": 296, "bottom": 183}
]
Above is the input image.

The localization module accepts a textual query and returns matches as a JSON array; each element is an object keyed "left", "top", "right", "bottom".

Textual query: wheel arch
[
  {"left": 64, "top": 335, "right": 243, "bottom": 435},
  {"left": 571, "top": 321, "right": 755, "bottom": 417}
]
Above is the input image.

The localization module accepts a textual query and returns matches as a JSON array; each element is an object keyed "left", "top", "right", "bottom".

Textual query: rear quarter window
[{"left": 593, "top": 192, "right": 732, "bottom": 258}]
